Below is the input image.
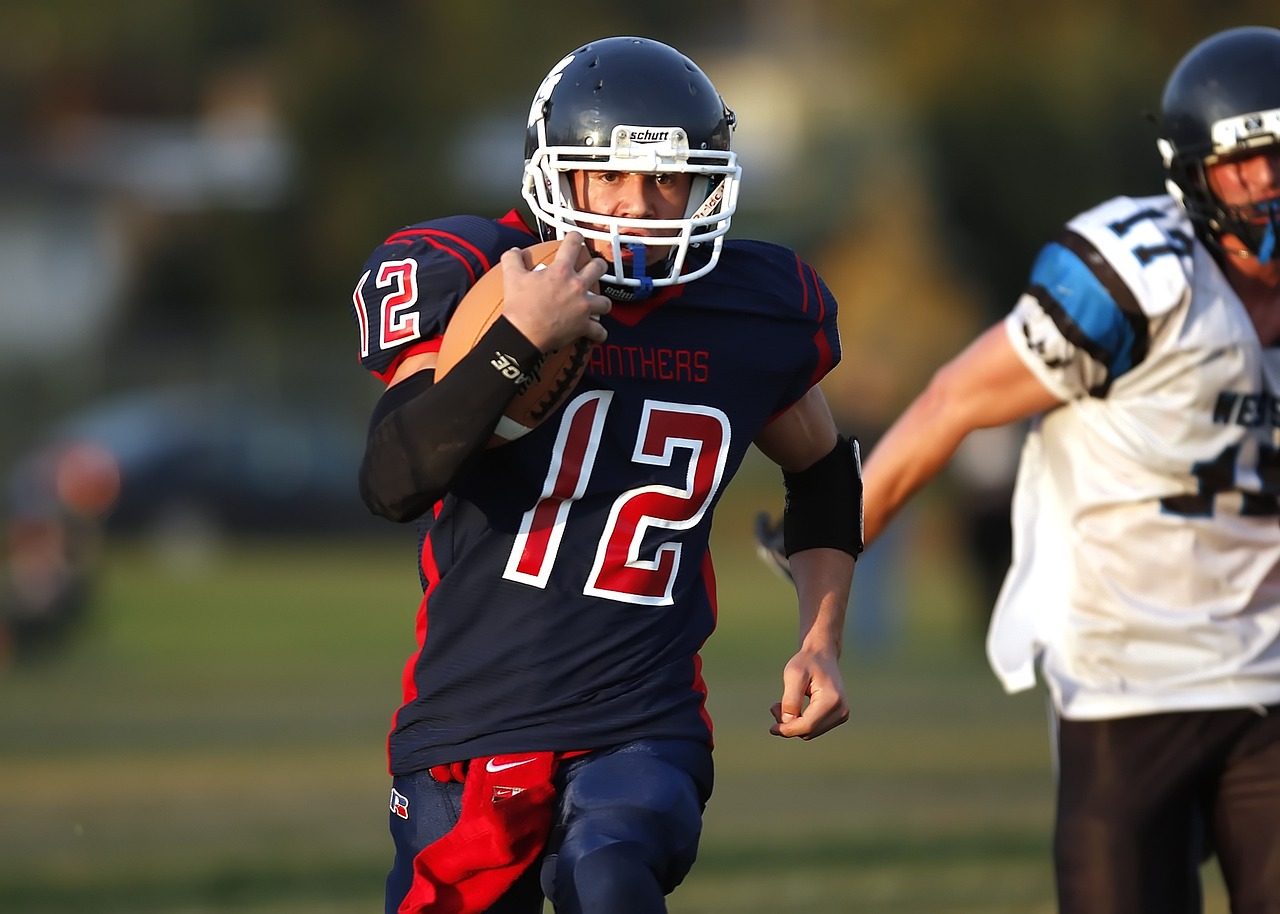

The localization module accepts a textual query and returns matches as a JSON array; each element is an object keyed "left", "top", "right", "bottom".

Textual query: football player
[
  {"left": 350, "top": 36, "right": 862, "bottom": 914},
  {"left": 758, "top": 25, "right": 1280, "bottom": 913}
]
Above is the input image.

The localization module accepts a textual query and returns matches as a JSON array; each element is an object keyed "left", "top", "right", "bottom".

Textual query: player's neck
[{"left": 1224, "top": 257, "right": 1280, "bottom": 345}]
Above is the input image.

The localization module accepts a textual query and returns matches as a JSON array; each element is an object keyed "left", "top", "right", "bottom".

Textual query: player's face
[
  {"left": 569, "top": 170, "right": 693, "bottom": 258},
  {"left": 1206, "top": 146, "right": 1280, "bottom": 273},
  {"left": 1207, "top": 146, "right": 1280, "bottom": 210}
]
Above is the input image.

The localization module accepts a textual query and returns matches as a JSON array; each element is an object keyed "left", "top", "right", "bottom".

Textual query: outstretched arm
[
  {"left": 861, "top": 321, "right": 1062, "bottom": 548},
  {"left": 752, "top": 320, "right": 1065, "bottom": 578},
  {"left": 755, "top": 387, "right": 856, "bottom": 740}
]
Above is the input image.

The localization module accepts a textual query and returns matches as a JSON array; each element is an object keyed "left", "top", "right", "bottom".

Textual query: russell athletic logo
[{"left": 390, "top": 788, "right": 410, "bottom": 819}]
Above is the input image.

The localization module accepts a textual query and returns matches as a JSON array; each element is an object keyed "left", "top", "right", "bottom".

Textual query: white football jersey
[{"left": 989, "top": 194, "right": 1280, "bottom": 719}]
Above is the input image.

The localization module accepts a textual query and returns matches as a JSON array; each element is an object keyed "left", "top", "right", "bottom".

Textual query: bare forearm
[
  {"left": 789, "top": 547, "right": 855, "bottom": 657},
  {"left": 862, "top": 322, "right": 1060, "bottom": 547},
  {"left": 861, "top": 389, "right": 966, "bottom": 547}
]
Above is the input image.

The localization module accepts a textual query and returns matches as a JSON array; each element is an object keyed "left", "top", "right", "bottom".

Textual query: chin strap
[
  {"left": 1260, "top": 201, "right": 1279, "bottom": 265},
  {"left": 624, "top": 244, "right": 655, "bottom": 299}
]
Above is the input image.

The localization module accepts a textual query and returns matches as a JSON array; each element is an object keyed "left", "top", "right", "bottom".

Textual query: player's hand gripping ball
[{"left": 435, "top": 240, "right": 597, "bottom": 447}]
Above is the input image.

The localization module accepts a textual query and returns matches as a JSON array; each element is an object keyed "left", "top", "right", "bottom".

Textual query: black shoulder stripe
[
  {"left": 1026, "top": 284, "right": 1114, "bottom": 376},
  {"left": 1053, "top": 229, "right": 1151, "bottom": 372}
]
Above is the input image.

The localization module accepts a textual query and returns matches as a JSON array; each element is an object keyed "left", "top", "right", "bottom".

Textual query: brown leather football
[{"left": 435, "top": 239, "right": 595, "bottom": 446}]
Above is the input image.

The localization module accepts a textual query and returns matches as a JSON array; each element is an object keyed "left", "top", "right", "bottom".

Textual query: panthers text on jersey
[
  {"left": 990, "top": 194, "right": 1280, "bottom": 720},
  {"left": 351, "top": 210, "right": 841, "bottom": 774}
]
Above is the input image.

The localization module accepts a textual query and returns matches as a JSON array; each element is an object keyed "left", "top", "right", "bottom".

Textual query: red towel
[{"left": 398, "top": 751, "right": 559, "bottom": 914}]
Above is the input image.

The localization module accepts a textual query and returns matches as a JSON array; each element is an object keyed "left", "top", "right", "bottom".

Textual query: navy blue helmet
[
  {"left": 1159, "top": 27, "right": 1280, "bottom": 261},
  {"left": 522, "top": 36, "right": 741, "bottom": 294}
]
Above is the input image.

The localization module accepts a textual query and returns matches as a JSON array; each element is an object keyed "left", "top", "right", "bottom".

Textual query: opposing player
[
  {"left": 349, "top": 36, "right": 861, "bottom": 914},
  {"left": 756, "top": 26, "right": 1280, "bottom": 913}
]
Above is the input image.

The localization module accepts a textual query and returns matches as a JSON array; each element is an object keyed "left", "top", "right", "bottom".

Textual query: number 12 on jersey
[{"left": 503, "top": 390, "right": 731, "bottom": 606}]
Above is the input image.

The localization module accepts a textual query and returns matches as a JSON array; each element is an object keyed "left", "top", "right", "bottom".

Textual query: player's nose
[
  {"left": 1245, "top": 150, "right": 1280, "bottom": 198},
  {"left": 614, "top": 175, "right": 657, "bottom": 219}
]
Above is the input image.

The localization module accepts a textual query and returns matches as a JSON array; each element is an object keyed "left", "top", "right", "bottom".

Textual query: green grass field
[{"left": 0, "top": 494, "right": 1231, "bottom": 913}]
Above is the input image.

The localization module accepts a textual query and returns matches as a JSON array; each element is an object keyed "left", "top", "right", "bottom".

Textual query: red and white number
[
  {"left": 504, "top": 391, "right": 613, "bottom": 587},
  {"left": 352, "top": 270, "right": 372, "bottom": 357},
  {"left": 504, "top": 393, "right": 731, "bottom": 605},
  {"left": 586, "top": 401, "right": 729, "bottom": 605},
  {"left": 350, "top": 259, "right": 422, "bottom": 357}
]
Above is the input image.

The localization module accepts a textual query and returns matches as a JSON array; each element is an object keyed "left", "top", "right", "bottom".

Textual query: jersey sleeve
[
  {"left": 803, "top": 260, "right": 842, "bottom": 386},
  {"left": 746, "top": 242, "right": 842, "bottom": 418},
  {"left": 348, "top": 216, "right": 517, "bottom": 383},
  {"left": 1005, "top": 195, "right": 1192, "bottom": 399},
  {"left": 763, "top": 257, "right": 841, "bottom": 420}
]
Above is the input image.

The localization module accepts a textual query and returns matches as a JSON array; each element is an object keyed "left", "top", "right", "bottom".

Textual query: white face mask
[{"left": 522, "top": 121, "right": 741, "bottom": 294}]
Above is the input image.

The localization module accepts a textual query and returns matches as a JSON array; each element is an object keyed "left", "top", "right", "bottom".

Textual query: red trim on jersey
[
  {"left": 809, "top": 326, "right": 835, "bottom": 386},
  {"left": 387, "top": 502, "right": 445, "bottom": 773},
  {"left": 497, "top": 209, "right": 537, "bottom": 234},
  {"left": 794, "top": 255, "right": 836, "bottom": 386},
  {"left": 372, "top": 337, "right": 443, "bottom": 385},
  {"left": 759, "top": 255, "right": 838, "bottom": 421},
  {"left": 383, "top": 229, "right": 492, "bottom": 286},
  {"left": 793, "top": 252, "right": 812, "bottom": 315},
  {"left": 804, "top": 260, "right": 827, "bottom": 323},
  {"left": 694, "top": 550, "right": 718, "bottom": 746},
  {"left": 608, "top": 285, "right": 683, "bottom": 326},
  {"left": 793, "top": 252, "right": 832, "bottom": 325}
]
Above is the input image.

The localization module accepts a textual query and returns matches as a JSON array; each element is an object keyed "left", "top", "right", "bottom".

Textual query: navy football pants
[
  {"left": 386, "top": 738, "right": 713, "bottom": 914},
  {"left": 1054, "top": 704, "right": 1280, "bottom": 914}
]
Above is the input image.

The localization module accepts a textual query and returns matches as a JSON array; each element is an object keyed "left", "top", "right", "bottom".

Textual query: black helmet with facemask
[
  {"left": 1159, "top": 26, "right": 1280, "bottom": 264},
  {"left": 522, "top": 36, "right": 741, "bottom": 300}
]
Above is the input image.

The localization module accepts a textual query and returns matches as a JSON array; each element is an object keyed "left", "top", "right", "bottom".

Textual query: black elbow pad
[{"left": 781, "top": 435, "right": 864, "bottom": 558}]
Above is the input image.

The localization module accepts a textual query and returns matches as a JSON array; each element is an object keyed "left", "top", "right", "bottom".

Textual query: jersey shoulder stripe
[
  {"left": 1023, "top": 195, "right": 1192, "bottom": 390},
  {"left": 352, "top": 214, "right": 536, "bottom": 378},
  {"left": 1029, "top": 231, "right": 1147, "bottom": 385},
  {"left": 382, "top": 226, "right": 491, "bottom": 286},
  {"left": 720, "top": 239, "right": 834, "bottom": 322},
  {"left": 379, "top": 215, "right": 524, "bottom": 285},
  {"left": 716, "top": 239, "right": 840, "bottom": 371}
]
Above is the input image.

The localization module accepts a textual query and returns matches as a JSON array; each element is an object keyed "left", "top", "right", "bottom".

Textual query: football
[{"left": 435, "top": 239, "right": 596, "bottom": 447}]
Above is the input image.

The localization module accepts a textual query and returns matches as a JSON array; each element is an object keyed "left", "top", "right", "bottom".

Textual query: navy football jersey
[{"left": 351, "top": 210, "right": 841, "bottom": 775}]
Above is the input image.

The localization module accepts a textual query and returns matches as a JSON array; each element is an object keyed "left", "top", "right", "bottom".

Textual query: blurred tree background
[
  {"left": 0, "top": 3, "right": 1273, "bottom": 910},
  {"left": 0, "top": 0, "right": 1272, "bottom": 606},
  {"left": 1, "top": 0, "right": 1269, "bottom": 442}
]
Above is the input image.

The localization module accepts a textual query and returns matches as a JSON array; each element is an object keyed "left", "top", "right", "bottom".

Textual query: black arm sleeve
[
  {"left": 781, "top": 435, "right": 864, "bottom": 558},
  {"left": 359, "top": 317, "right": 543, "bottom": 523}
]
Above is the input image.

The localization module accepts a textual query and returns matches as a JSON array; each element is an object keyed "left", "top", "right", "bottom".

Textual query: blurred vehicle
[
  {"left": 0, "top": 385, "right": 383, "bottom": 662},
  {"left": 7, "top": 385, "right": 382, "bottom": 538}
]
